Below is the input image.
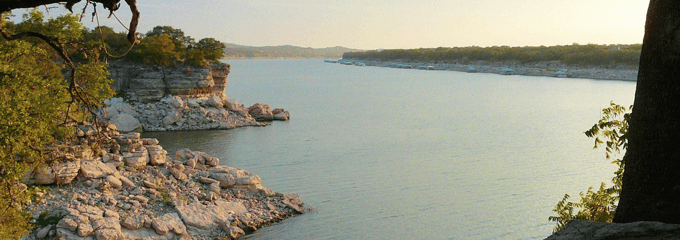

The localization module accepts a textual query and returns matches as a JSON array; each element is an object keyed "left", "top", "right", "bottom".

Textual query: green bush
[
  {"left": 134, "top": 34, "right": 180, "bottom": 66},
  {"left": 549, "top": 102, "right": 630, "bottom": 232}
]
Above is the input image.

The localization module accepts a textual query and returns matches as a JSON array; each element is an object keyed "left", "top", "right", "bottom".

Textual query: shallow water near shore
[{"left": 143, "top": 59, "right": 636, "bottom": 239}]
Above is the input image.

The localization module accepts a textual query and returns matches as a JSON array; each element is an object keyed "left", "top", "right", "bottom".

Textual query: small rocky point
[
  {"left": 21, "top": 122, "right": 308, "bottom": 240},
  {"left": 546, "top": 220, "right": 680, "bottom": 240}
]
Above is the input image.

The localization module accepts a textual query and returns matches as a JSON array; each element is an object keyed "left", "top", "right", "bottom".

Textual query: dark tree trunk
[{"left": 614, "top": 0, "right": 680, "bottom": 223}]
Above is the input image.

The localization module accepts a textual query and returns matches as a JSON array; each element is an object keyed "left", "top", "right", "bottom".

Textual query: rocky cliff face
[
  {"left": 108, "top": 61, "right": 230, "bottom": 103},
  {"left": 102, "top": 61, "right": 289, "bottom": 133}
]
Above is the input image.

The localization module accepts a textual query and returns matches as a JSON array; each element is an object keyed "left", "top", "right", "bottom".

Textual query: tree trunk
[{"left": 614, "top": 0, "right": 680, "bottom": 223}]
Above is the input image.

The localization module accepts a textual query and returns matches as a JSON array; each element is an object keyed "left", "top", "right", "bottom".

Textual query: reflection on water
[{"left": 143, "top": 59, "right": 636, "bottom": 239}]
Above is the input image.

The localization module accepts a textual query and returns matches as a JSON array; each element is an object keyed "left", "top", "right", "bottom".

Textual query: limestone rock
[
  {"left": 210, "top": 166, "right": 263, "bottom": 191},
  {"left": 161, "top": 95, "right": 185, "bottom": 108},
  {"left": 121, "top": 216, "right": 143, "bottom": 230},
  {"left": 141, "top": 138, "right": 159, "bottom": 145},
  {"left": 119, "top": 176, "right": 135, "bottom": 188},
  {"left": 546, "top": 220, "right": 680, "bottom": 240},
  {"left": 57, "top": 217, "right": 78, "bottom": 232},
  {"left": 34, "top": 160, "right": 82, "bottom": 185},
  {"left": 106, "top": 175, "right": 122, "bottom": 189},
  {"left": 248, "top": 103, "right": 274, "bottom": 121},
  {"left": 221, "top": 224, "right": 245, "bottom": 239},
  {"left": 109, "top": 113, "right": 142, "bottom": 133},
  {"left": 207, "top": 95, "right": 224, "bottom": 108},
  {"left": 272, "top": 108, "right": 290, "bottom": 121},
  {"left": 211, "top": 62, "right": 230, "bottom": 99},
  {"left": 96, "top": 228, "right": 129, "bottom": 240},
  {"left": 101, "top": 98, "right": 136, "bottom": 120},
  {"left": 152, "top": 213, "right": 186, "bottom": 235},
  {"left": 205, "top": 156, "right": 219, "bottom": 167},
  {"left": 124, "top": 148, "right": 149, "bottom": 169},
  {"left": 34, "top": 166, "right": 56, "bottom": 185},
  {"left": 36, "top": 225, "right": 51, "bottom": 238},
  {"left": 80, "top": 159, "right": 114, "bottom": 179},
  {"left": 175, "top": 200, "right": 246, "bottom": 230},
  {"left": 145, "top": 145, "right": 168, "bottom": 165},
  {"left": 76, "top": 222, "right": 93, "bottom": 237},
  {"left": 162, "top": 110, "right": 182, "bottom": 126}
]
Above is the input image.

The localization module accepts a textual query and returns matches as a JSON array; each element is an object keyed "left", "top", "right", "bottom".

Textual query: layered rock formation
[
  {"left": 103, "top": 61, "right": 290, "bottom": 132},
  {"left": 23, "top": 123, "right": 308, "bottom": 240},
  {"left": 108, "top": 61, "right": 230, "bottom": 103}
]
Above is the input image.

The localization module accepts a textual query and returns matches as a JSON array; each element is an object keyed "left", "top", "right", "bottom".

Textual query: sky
[{"left": 12, "top": 0, "right": 649, "bottom": 50}]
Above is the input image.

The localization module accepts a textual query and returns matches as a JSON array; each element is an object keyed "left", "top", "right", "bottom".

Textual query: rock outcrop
[
  {"left": 102, "top": 61, "right": 290, "bottom": 133},
  {"left": 108, "top": 61, "right": 230, "bottom": 102},
  {"left": 100, "top": 96, "right": 290, "bottom": 132},
  {"left": 23, "top": 123, "right": 308, "bottom": 240},
  {"left": 546, "top": 220, "right": 680, "bottom": 240}
]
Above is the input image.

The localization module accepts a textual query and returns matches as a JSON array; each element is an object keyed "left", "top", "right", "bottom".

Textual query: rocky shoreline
[
  {"left": 22, "top": 123, "right": 308, "bottom": 240},
  {"left": 99, "top": 96, "right": 290, "bottom": 133},
  {"left": 19, "top": 60, "right": 301, "bottom": 239},
  {"left": 344, "top": 59, "right": 639, "bottom": 81}
]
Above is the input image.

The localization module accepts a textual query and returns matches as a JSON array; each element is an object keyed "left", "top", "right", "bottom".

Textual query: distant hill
[{"left": 223, "top": 44, "right": 362, "bottom": 59}]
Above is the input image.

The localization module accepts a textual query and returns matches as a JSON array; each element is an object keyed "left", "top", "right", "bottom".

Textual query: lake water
[{"left": 143, "top": 59, "right": 636, "bottom": 239}]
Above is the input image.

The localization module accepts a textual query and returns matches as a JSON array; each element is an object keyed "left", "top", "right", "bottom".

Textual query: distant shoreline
[
  {"left": 221, "top": 57, "right": 638, "bottom": 81},
  {"left": 343, "top": 59, "right": 638, "bottom": 81}
]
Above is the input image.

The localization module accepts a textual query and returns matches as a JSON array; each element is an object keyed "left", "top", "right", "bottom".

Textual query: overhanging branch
[{"left": 0, "top": 0, "right": 139, "bottom": 43}]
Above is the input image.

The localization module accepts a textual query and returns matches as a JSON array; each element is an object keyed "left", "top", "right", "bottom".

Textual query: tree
[
  {"left": 134, "top": 33, "right": 180, "bottom": 66},
  {"left": 0, "top": 2, "right": 133, "bottom": 238},
  {"left": 613, "top": 0, "right": 680, "bottom": 223},
  {"left": 146, "top": 25, "right": 194, "bottom": 58},
  {"left": 195, "top": 37, "right": 225, "bottom": 61},
  {"left": 549, "top": 102, "right": 630, "bottom": 232},
  {"left": 0, "top": 0, "right": 139, "bottom": 43}
]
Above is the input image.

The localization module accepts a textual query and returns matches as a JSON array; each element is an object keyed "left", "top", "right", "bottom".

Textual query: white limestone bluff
[
  {"left": 100, "top": 61, "right": 290, "bottom": 132},
  {"left": 22, "top": 123, "right": 309, "bottom": 240}
]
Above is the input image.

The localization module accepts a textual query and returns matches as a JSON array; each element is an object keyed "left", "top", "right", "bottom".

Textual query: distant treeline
[
  {"left": 223, "top": 44, "right": 359, "bottom": 58},
  {"left": 343, "top": 44, "right": 642, "bottom": 67}
]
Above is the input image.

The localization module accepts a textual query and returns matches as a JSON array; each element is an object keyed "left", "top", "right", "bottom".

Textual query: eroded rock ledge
[
  {"left": 23, "top": 123, "right": 308, "bottom": 240},
  {"left": 546, "top": 220, "right": 680, "bottom": 240},
  {"left": 102, "top": 60, "right": 290, "bottom": 133}
]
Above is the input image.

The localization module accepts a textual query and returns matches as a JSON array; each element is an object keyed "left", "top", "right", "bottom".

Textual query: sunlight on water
[{"left": 143, "top": 59, "right": 636, "bottom": 239}]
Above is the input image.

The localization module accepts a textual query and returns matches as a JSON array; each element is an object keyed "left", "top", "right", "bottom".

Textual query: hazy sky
[{"left": 15, "top": 0, "right": 649, "bottom": 49}]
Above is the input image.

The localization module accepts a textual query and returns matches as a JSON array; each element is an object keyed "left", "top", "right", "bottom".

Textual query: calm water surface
[{"left": 143, "top": 59, "right": 636, "bottom": 239}]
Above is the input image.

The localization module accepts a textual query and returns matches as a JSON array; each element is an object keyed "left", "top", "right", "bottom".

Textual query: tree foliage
[
  {"left": 115, "top": 26, "right": 226, "bottom": 66},
  {"left": 134, "top": 33, "right": 180, "bottom": 66},
  {"left": 195, "top": 37, "right": 225, "bottom": 61},
  {"left": 0, "top": 10, "right": 113, "bottom": 239},
  {"left": 549, "top": 102, "right": 631, "bottom": 232}
]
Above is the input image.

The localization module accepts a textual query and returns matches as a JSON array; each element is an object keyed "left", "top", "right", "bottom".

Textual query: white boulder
[{"left": 109, "top": 113, "right": 142, "bottom": 133}]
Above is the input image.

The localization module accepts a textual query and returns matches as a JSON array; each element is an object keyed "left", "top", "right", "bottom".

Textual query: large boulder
[
  {"left": 161, "top": 95, "right": 185, "bottom": 108},
  {"left": 207, "top": 95, "right": 224, "bottom": 108},
  {"left": 248, "top": 103, "right": 274, "bottom": 121},
  {"left": 109, "top": 113, "right": 142, "bottom": 133},
  {"left": 101, "top": 98, "right": 135, "bottom": 120},
  {"left": 175, "top": 200, "right": 246, "bottom": 235},
  {"left": 272, "top": 108, "right": 290, "bottom": 121},
  {"left": 34, "top": 161, "right": 81, "bottom": 185},
  {"left": 145, "top": 145, "right": 168, "bottom": 165}
]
